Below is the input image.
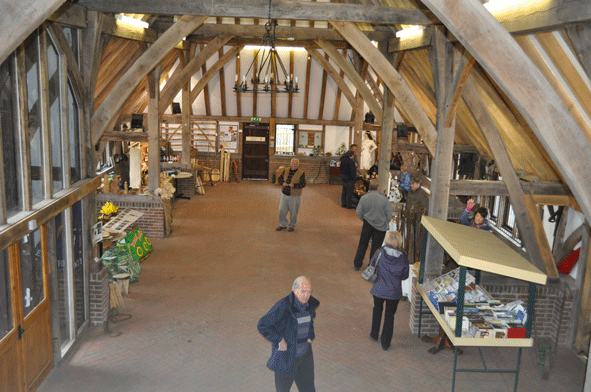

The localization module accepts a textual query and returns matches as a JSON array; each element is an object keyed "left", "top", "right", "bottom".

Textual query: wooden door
[
  {"left": 242, "top": 123, "right": 270, "bottom": 179},
  {"left": 0, "top": 226, "right": 53, "bottom": 392}
]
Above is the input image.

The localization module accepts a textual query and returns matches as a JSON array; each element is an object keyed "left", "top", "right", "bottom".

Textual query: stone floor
[{"left": 38, "top": 181, "right": 586, "bottom": 391}]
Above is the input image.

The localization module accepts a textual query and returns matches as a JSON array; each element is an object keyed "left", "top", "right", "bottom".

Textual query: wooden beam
[
  {"left": 16, "top": 44, "right": 32, "bottom": 211},
  {"left": 305, "top": 47, "right": 355, "bottom": 108},
  {"left": 315, "top": 39, "right": 383, "bottom": 124},
  {"left": 0, "top": 177, "right": 101, "bottom": 248},
  {"left": 181, "top": 48, "right": 192, "bottom": 165},
  {"left": 444, "top": 53, "right": 475, "bottom": 128},
  {"left": 303, "top": 51, "right": 312, "bottom": 120},
  {"left": 463, "top": 78, "right": 558, "bottom": 278},
  {"left": 390, "top": 1, "right": 591, "bottom": 52},
  {"left": 91, "top": 15, "right": 208, "bottom": 147},
  {"left": 189, "top": 45, "right": 243, "bottom": 107},
  {"left": 48, "top": 2, "right": 86, "bottom": 28},
  {"left": 574, "top": 224, "right": 591, "bottom": 354},
  {"left": 448, "top": 179, "right": 573, "bottom": 197},
  {"left": 0, "top": 0, "right": 65, "bottom": 65},
  {"left": 318, "top": 53, "right": 329, "bottom": 120},
  {"left": 101, "top": 130, "right": 149, "bottom": 142},
  {"left": 422, "top": 0, "right": 591, "bottom": 233},
  {"left": 553, "top": 223, "right": 584, "bottom": 264},
  {"left": 147, "top": 65, "right": 161, "bottom": 192},
  {"left": 424, "top": 26, "right": 457, "bottom": 276},
  {"left": 77, "top": 0, "right": 433, "bottom": 25},
  {"left": 160, "top": 114, "right": 353, "bottom": 127},
  {"left": 39, "top": 27, "right": 54, "bottom": 199},
  {"left": 378, "top": 88, "right": 395, "bottom": 196},
  {"left": 330, "top": 21, "right": 437, "bottom": 156},
  {"left": 192, "top": 23, "right": 390, "bottom": 43},
  {"left": 199, "top": 43, "right": 212, "bottom": 117},
  {"left": 392, "top": 142, "right": 477, "bottom": 154},
  {"left": 159, "top": 36, "right": 231, "bottom": 115}
]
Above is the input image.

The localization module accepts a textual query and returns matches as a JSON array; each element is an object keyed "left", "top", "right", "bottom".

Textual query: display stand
[{"left": 416, "top": 216, "right": 547, "bottom": 392}]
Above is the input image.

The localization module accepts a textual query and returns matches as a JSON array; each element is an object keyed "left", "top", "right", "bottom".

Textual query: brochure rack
[{"left": 417, "top": 216, "right": 547, "bottom": 391}]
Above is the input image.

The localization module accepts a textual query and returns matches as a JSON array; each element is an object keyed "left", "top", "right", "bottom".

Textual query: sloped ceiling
[{"left": 30, "top": 0, "right": 591, "bottom": 218}]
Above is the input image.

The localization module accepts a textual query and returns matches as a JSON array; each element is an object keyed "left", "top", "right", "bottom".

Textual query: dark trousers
[
  {"left": 370, "top": 296, "right": 400, "bottom": 350},
  {"left": 275, "top": 346, "right": 315, "bottom": 392},
  {"left": 341, "top": 180, "right": 355, "bottom": 208},
  {"left": 353, "top": 220, "right": 386, "bottom": 269}
]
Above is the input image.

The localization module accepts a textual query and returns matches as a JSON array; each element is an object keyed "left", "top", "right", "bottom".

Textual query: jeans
[
  {"left": 370, "top": 296, "right": 400, "bottom": 349},
  {"left": 353, "top": 220, "right": 386, "bottom": 269},
  {"left": 274, "top": 345, "right": 315, "bottom": 392}
]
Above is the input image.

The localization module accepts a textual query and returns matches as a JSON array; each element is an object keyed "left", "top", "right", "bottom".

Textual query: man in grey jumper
[{"left": 353, "top": 180, "right": 393, "bottom": 271}]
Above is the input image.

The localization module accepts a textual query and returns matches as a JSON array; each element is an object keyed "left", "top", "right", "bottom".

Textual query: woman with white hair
[{"left": 367, "top": 231, "right": 409, "bottom": 351}]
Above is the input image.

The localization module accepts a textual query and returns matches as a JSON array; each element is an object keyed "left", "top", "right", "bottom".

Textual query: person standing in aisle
[
  {"left": 258, "top": 276, "right": 319, "bottom": 392},
  {"left": 353, "top": 180, "right": 393, "bottom": 271},
  {"left": 367, "top": 231, "right": 409, "bottom": 350},
  {"left": 276, "top": 158, "right": 306, "bottom": 232},
  {"left": 339, "top": 150, "right": 358, "bottom": 209}
]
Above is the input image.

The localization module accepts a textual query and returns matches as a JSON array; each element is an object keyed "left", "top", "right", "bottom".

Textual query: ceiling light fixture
[
  {"left": 234, "top": 0, "right": 298, "bottom": 94},
  {"left": 115, "top": 14, "right": 149, "bottom": 29}
]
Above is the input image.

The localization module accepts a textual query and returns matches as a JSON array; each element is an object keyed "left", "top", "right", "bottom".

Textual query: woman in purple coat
[{"left": 368, "top": 231, "right": 409, "bottom": 350}]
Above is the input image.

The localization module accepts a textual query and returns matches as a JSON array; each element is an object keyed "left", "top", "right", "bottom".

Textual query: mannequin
[{"left": 360, "top": 131, "right": 378, "bottom": 170}]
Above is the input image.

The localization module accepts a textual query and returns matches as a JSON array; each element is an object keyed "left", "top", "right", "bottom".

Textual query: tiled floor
[{"left": 38, "top": 181, "right": 586, "bottom": 391}]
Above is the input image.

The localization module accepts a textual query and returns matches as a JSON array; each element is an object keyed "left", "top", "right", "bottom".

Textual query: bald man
[
  {"left": 276, "top": 158, "right": 306, "bottom": 232},
  {"left": 258, "top": 277, "right": 320, "bottom": 392}
]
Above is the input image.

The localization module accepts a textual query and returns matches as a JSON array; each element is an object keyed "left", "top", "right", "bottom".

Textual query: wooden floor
[{"left": 38, "top": 181, "right": 586, "bottom": 391}]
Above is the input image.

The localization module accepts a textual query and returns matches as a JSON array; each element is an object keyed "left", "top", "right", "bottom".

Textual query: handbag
[{"left": 361, "top": 250, "right": 381, "bottom": 282}]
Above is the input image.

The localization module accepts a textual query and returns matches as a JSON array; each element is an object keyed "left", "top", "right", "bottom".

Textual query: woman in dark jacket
[{"left": 368, "top": 231, "right": 409, "bottom": 350}]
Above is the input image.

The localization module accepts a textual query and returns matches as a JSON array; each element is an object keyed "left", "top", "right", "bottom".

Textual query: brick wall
[
  {"left": 409, "top": 277, "right": 574, "bottom": 345},
  {"left": 162, "top": 163, "right": 196, "bottom": 195},
  {"left": 196, "top": 153, "right": 242, "bottom": 182},
  {"left": 269, "top": 156, "right": 333, "bottom": 184},
  {"left": 97, "top": 194, "right": 166, "bottom": 238},
  {"left": 89, "top": 264, "right": 109, "bottom": 325}
]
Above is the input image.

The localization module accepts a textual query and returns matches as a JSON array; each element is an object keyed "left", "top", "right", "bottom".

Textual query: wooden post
[
  {"left": 424, "top": 27, "right": 457, "bottom": 277},
  {"left": 574, "top": 224, "right": 591, "bottom": 354},
  {"left": 378, "top": 88, "right": 394, "bottom": 194},
  {"left": 147, "top": 66, "right": 161, "bottom": 193},
  {"left": 181, "top": 48, "right": 191, "bottom": 165}
]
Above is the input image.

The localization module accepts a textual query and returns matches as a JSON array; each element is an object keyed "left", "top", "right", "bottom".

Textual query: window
[
  {"left": 276, "top": 124, "right": 295, "bottom": 154},
  {"left": 25, "top": 32, "right": 44, "bottom": 205},
  {"left": 62, "top": 27, "right": 79, "bottom": 67},
  {"left": 96, "top": 141, "right": 114, "bottom": 173},
  {"left": 47, "top": 38, "right": 64, "bottom": 193},
  {"left": 0, "top": 248, "right": 12, "bottom": 341},
  {"left": 72, "top": 201, "right": 85, "bottom": 329},
  {"left": 68, "top": 82, "right": 81, "bottom": 183},
  {"left": 19, "top": 228, "right": 44, "bottom": 318},
  {"left": 1, "top": 54, "right": 22, "bottom": 218}
]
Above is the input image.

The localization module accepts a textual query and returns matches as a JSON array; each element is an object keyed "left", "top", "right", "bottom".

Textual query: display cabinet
[{"left": 417, "top": 216, "right": 547, "bottom": 391}]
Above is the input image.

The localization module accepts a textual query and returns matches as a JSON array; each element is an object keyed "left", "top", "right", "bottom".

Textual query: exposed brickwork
[
  {"left": 195, "top": 153, "right": 335, "bottom": 184},
  {"left": 97, "top": 194, "right": 166, "bottom": 238},
  {"left": 88, "top": 265, "right": 109, "bottom": 325}
]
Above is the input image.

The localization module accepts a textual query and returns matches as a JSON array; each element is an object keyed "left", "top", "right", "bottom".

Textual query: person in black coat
[
  {"left": 339, "top": 150, "right": 357, "bottom": 209},
  {"left": 258, "top": 277, "right": 319, "bottom": 392}
]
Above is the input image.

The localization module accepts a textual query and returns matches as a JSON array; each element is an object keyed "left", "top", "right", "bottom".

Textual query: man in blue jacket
[{"left": 258, "top": 276, "right": 319, "bottom": 392}]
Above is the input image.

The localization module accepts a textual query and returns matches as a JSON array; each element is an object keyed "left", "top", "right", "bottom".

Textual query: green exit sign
[{"left": 251, "top": 117, "right": 261, "bottom": 122}]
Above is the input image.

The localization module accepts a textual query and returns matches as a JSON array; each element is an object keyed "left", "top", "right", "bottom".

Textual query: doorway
[
  {"left": 242, "top": 123, "right": 270, "bottom": 179},
  {"left": 0, "top": 227, "right": 52, "bottom": 392}
]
